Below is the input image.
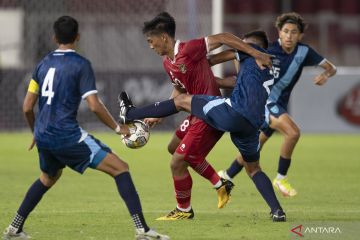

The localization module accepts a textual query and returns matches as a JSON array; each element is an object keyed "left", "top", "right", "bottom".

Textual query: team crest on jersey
[
  {"left": 273, "top": 58, "right": 280, "bottom": 65},
  {"left": 178, "top": 64, "right": 187, "bottom": 73}
]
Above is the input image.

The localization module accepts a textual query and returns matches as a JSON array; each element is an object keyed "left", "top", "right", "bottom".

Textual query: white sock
[
  {"left": 177, "top": 205, "right": 192, "bottom": 212},
  {"left": 214, "top": 179, "right": 222, "bottom": 189},
  {"left": 276, "top": 173, "right": 286, "bottom": 180}
]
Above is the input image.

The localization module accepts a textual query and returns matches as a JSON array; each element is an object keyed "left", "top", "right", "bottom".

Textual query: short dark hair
[
  {"left": 53, "top": 16, "right": 79, "bottom": 44},
  {"left": 275, "top": 12, "right": 307, "bottom": 33},
  {"left": 243, "top": 30, "right": 269, "bottom": 49},
  {"left": 142, "top": 12, "right": 176, "bottom": 38}
]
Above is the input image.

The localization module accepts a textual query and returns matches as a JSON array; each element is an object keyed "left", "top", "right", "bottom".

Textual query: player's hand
[
  {"left": 116, "top": 125, "right": 131, "bottom": 136},
  {"left": 255, "top": 52, "right": 274, "bottom": 70},
  {"left": 313, "top": 73, "right": 329, "bottom": 86},
  {"left": 28, "top": 137, "right": 36, "bottom": 151},
  {"left": 144, "top": 118, "right": 163, "bottom": 128}
]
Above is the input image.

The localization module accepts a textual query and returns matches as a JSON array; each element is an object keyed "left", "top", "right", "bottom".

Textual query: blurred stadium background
[{"left": 0, "top": 0, "right": 359, "bottom": 133}]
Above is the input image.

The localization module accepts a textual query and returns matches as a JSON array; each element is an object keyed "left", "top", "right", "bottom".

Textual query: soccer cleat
[
  {"left": 216, "top": 178, "right": 235, "bottom": 209},
  {"left": 156, "top": 207, "right": 194, "bottom": 220},
  {"left": 3, "top": 225, "right": 30, "bottom": 240},
  {"left": 118, "top": 91, "right": 135, "bottom": 124},
  {"left": 272, "top": 177, "right": 297, "bottom": 197},
  {"left": 217, "top": 170, "right": 232, "bottom": 181},
  {"left": 135, "top": 228, "right": 170, "bottom": 240},
  {"left": 270, "top": 208, "right": 286, "bottom": 222}
]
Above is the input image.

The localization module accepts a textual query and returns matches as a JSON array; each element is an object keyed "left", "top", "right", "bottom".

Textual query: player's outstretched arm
[
  {"left": 314, "top": 60, "right": 337, "bottom": 86},
  {"left": 215, "top": 76, "right": 236, "bottom": 89},
  {"left": 207, "top": 32, "right": 272, "bottom": 69},
  {"left": 86, "top": 94, "right": 129, "bottom": 135},
  {"left": 208, "top": 49, "right": 236, "bottom": 66}
]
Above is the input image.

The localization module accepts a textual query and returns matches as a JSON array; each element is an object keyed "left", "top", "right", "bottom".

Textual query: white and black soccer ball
[{"left": 121, "top": 120, "right": 150, "bottom": 149}]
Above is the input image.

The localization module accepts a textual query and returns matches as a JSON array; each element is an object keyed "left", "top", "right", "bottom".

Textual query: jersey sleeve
[
  {"left": 235, "top": 50, "right": 249, "bottom": 62},
  {"left": 183, "top": 38, "right": 208, "bottom": 62},
  {"left": 303, "top": 46, "right": 325, "bottom": 66},
  {"left": 79, "top": 61, "right": 97, "bottom": 99},
  {"left": 235, "top": 43, "right": 258, "bottom": 62},
  {"left": 27, "top": 64, "right": 41, "bottom": 94}
]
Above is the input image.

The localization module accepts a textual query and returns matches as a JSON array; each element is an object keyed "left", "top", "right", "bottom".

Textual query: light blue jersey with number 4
[{"left": 31, "top": 49, "right": 97, "bottom": 150}]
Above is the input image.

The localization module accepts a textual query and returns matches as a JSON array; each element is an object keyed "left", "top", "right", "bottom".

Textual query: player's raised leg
[
  {"left": 118, "top": 91, "right": 179, "bottom": 124},
  {"left": 3, "top": 170, "right": 62, "bottom": 240}
]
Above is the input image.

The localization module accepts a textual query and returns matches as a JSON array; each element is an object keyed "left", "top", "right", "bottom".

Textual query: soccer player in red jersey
[{"left": 129, "top": 12, "right": 272, "bottom": 220}]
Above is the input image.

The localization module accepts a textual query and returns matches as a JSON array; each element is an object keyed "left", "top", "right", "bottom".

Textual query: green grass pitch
[{"left": 0, "top": 132, "right": 359, "bottom": 239}]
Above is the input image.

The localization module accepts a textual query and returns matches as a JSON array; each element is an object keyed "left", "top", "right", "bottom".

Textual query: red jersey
[{"left": 162, "top": 38, "right": 221, "bottom": 96}]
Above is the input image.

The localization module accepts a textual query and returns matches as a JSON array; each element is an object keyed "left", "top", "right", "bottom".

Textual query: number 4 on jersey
[{"left": 42, "top": 68, "right": 56, "bottom": 105}]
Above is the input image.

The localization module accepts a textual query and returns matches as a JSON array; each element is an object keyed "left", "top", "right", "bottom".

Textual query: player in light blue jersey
[
  {"left": 219, "top": 12, "right": 337, "bottom": 197},
  {"left": 118, "top": 31, "right": 286, "bottom": 222},
  {"left": 3, "top": 16, "right": 169, "bottom": 240}
]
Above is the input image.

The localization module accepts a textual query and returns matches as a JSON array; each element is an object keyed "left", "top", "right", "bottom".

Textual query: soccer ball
[{"left": 121, "top": 120, "right": 150, "bottom": 149}]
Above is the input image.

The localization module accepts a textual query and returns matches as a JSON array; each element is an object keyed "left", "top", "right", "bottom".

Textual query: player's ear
[
  {"left": 75, "top": 34, "right": 80, "bottom": 42},
  {"left": 298, "top": 33, "right": 304, "bottom": 41},
  {"left": 161, "top": 33, "right": 167, "bottom": 42},
  {"left": 53, "top": 35, "right": 59, "bottom": 44}
]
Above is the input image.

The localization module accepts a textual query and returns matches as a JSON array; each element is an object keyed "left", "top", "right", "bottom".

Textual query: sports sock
[
  {"left": 114, "top": 172, "right": 149, "bottom": 231},
  {"left": 277, "top": 156, "right": 291, "bottom": 176},
  {"left": 252, "top": 171, "right": 282, "bottom": 213},
  {"left": 127, "top": 99, "right": 178, "bottom": 120},
  {"left": 177, "top": 205, "right": 192, "bottom": 212},
  {"left": 13, "top": 179, "right": 50, "bottom": 232},
  {"left": 190, "top": 160, "right": 220, "bottom": 186},
  {"left": 226, "top": 159, "right": 244, "bottom": 178},
  {"left": 173, "top": 171, "right": 193, "bottom": 209}
]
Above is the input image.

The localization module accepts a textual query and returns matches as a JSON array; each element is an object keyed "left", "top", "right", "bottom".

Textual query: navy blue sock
[
  {"left": 14, "top": 179, "right": 50, "bottom": 231},
  {"left": 115, "top": 172, "right": 149, "bottom": 231},
  {"left": 127, "top": 99, "right": 178, "bottom": 120},
  {"left": 252, "top": 171, "right": 282, "bottom": 213},
  {"left": 277, "top": 156, "right": 291, "bottom": 176},
  {"left": 226, "top": 159, "right": 244, "bottom": 178}
]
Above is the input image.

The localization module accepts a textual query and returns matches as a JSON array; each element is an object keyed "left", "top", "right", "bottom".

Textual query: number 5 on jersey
[{"left": 42, "top": 68, "right": 56, "bottom": 105}]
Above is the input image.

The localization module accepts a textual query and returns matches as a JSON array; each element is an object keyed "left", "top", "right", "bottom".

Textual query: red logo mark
[
  {"left": 291, "top": 225, "right": 304, "bottom": 237},
  {"left": 337, "top": 84, "right": 360, "bottom": 126}
]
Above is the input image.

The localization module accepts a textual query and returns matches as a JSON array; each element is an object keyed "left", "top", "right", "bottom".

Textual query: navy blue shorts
[
  {"left": 262, "top": 102, "right": 288, "bottom": 137},
  {"left": 38, "top": 134, "right": 111, "bottom": 177},
  {"left": 192, "top": 95, "right": 260, "bottom": 162}
]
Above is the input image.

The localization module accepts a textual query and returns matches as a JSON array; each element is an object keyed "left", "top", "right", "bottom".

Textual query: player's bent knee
[
  {"left": 170, "top": 154, "right": 188, "bottom": 175},
  {"left": 97, "top": 153, "right": 129, "bottom": 177},
  {"left": 287, "top": 128, "right": 301, "bottom": 142},
  {"left": 40, "top": 170, "right": 62, "bottom": 187},
  {"left": 167, "top": 144, "right": 176, "bottom": 155},
  {"left": 243, "top": 161, "right": 261, "bottom": 177}
]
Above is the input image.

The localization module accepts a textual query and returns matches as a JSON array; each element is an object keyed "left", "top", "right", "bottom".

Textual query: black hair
[
  {"left": 142, "top": 12, "right": 176, "bottom": 38},
  {"left": 53, "top": 16, "right": 79, "bottom": 44},
  {"left": 275, "top": 12, "right": 307, "bottom": 33},
  {"left": 243, "top": 30, "right": 269, "bottom": 49}
]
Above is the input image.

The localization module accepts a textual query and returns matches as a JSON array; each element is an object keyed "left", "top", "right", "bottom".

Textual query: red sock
[
  {"left": 173, "top": 171, "right": 193, "bottom": 209},
  {"left": 190, "top": 159, "right": 220, "bottom": 185}
]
